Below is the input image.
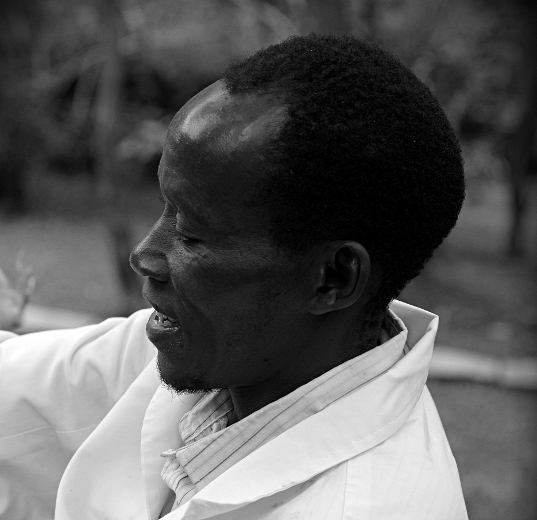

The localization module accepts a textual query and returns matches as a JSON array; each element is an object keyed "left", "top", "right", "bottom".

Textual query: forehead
[
  {"left": 159, "top": 81, "right": 287, "bottom": 234},
  {"left": 170, "top": 81, "right": 285, "bottom": 145}
]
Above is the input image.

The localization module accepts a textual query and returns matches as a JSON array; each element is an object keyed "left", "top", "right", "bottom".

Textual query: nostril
[{"left": 129, "top": 247, "right": 168, "bottom": 282}]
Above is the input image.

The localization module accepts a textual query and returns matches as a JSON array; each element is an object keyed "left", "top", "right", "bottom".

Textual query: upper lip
[{"left": 142, "top": 285, "right": 179, "bottom": 323}]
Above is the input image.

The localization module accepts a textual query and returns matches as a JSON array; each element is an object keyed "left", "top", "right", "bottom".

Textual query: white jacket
[{"left": 0, "top": 301, "right": 468, "bottom": 520}]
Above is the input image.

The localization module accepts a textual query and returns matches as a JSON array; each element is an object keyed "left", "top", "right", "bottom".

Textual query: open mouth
[{"left": 152, "top": 310, "right": 180, "bottom": 329}]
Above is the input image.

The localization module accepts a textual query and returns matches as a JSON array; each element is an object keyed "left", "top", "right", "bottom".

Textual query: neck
[{"left": 229, "top": 305, "right": 385, "bottom": 421}]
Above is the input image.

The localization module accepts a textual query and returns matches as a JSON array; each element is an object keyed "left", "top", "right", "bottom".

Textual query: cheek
[
  {"left": 166, "top": 253, "right": 242, "bottom": 327},
  {"left": 166, "top": 248, "right": 297, "bottom": 338},
  {"left": 170, "top": 249, "right": 274, "bottom": 298}
]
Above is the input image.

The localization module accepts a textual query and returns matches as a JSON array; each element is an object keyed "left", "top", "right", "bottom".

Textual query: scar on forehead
[
  {"left": 176, "top": 87, "right": 225, "bottom": 141},
  {"left": 170, "top": 84, "right": 287, "bottom": 145}
]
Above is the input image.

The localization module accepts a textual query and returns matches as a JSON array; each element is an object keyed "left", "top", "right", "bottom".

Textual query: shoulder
[
  {"left": 340, "top": 387, "right": 468, "bottom": 519},
  {"left": 0, "top": 308, "right": 156, "bottom": 437}
]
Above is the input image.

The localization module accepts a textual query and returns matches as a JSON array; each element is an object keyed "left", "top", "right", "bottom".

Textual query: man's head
[
  {"left": 222, "top": 33, "right": 465, "bottom": 311},
  {"left": 130, "top": 34, "right": 464, "bottom": 411}
]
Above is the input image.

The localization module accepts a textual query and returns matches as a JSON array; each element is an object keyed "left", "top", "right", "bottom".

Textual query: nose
[{"left": 130, "top": 235, "right": 169, "bottom": 282}]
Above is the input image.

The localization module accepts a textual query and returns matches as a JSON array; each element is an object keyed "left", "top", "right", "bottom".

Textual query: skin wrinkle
[{"left": 130, "top": 80, "right": 378, "bottom": 420}]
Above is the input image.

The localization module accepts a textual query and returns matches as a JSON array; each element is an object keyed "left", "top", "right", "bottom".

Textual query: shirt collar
[{"left": 177, "top": 391, "right": 236, "bottom": 446}]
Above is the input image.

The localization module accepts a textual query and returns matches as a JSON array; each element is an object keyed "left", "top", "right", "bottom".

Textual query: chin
[{"left": 156, "top": 353, "right": 220, "bottom": 395}]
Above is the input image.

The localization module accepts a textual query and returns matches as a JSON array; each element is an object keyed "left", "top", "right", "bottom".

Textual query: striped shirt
[{"left": 160, "top": 311, "right": 407, "bottom": 516}]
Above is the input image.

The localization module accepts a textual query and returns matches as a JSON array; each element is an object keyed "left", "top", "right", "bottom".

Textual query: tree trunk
[
  {"left": 95, "top": 0, "right": 121, "bottom": 206},
  {"left": 95, "top": 0, "right": 143, "bottom": 314},
  {"left": 0, "top": 118, "right": 26, "bottom": 214},
  {"left": 504, "top": 2, "right": 537, "bottom": 257}
]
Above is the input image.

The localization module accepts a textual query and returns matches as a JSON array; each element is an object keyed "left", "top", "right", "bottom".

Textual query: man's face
[{"left": 130, "top": 81, "right": 314, "bottom": 394}]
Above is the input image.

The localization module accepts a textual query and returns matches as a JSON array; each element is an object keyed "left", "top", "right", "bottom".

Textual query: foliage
[
  {"left": 0, "top": 2, "right": 524, "bottom": 162},
  {"left": 1, "top": 0, "right": 534, "bottom": 252},
  {"left": 0, "top": 253, "right": 35, "bottom": 331}
]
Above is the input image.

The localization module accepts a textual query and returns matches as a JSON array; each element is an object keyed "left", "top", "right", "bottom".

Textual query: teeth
[{"left": 154, "top": 311, "right": 179, "bottom": 328}]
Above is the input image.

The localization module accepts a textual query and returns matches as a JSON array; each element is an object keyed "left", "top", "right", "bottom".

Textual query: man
[{"left": 0, "top": 34, "right": 467, "bottom": 519}]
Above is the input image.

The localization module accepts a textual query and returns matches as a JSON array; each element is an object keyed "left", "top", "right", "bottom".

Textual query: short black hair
[{"left": 223, "top": 34, "right": 465, "bottom": 312}]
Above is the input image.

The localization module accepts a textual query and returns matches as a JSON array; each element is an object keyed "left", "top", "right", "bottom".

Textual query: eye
[
  {"left": 175, "top": 230, "right": 200, "bottom": 245},
  {"left": 174, "top": 216, "right": 201, "bottom": 245},
  {"left": 158, "top": 195, "right": 201, "bottom": 246}
]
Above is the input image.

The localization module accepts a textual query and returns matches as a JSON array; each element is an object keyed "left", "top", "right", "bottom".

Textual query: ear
[{"left": 308, "top": 241, "right": 370, "bottom": 315}]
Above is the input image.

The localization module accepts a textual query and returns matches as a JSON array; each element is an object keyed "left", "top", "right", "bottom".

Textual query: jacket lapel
[
  {"left": 56, "top": 360, "right": 160, "bottom": 520},
  {"left": 141, "top": 384, "right": 203, "bottom": 520},
  {"left": 56, "top": 357, "right": 203, "bottom": 520}
]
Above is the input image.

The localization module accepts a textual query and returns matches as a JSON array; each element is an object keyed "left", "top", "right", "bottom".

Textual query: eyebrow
[
  {"left": 161, "top": 188, "right": 211, "bottom": 230},
  {"left": 159, "top": 162, "right": 216, "bottom": 230},
  {"left": 179, "top": 200, "right": 211, "bottom": 228}
]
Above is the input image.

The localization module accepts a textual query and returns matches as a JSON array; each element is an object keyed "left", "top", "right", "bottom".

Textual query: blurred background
[{"left": 0, "top": 0, "right": 536, "bottom": 517}]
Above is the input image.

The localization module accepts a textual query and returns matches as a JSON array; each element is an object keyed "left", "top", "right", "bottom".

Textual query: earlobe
[{"left": 309, "top": 241, "right": 370, "bottom": 315}]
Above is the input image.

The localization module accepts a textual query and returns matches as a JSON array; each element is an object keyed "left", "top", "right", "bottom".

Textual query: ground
[{"left": 0, "top": 174, "right": 536, "bottom": 519}]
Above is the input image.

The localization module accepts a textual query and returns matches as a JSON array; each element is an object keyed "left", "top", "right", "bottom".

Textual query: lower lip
[{"left": 146, "top": 310, "right": 182, "bottom": 346}]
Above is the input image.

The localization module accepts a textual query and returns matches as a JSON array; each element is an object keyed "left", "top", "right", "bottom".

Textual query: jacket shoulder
[
  {"left": 342, "top": 388, "right": 468, "bottom": 520},
  {"left": 0, "top": 309, "right": 155, "bottom": 520}
]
